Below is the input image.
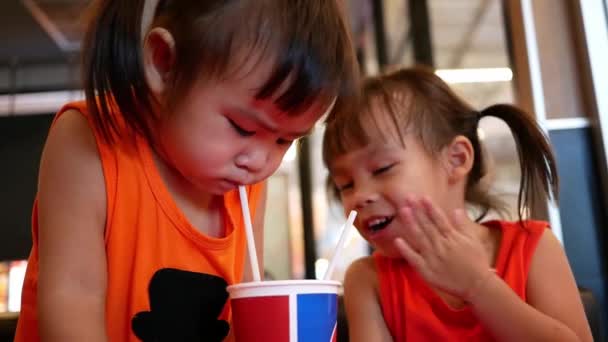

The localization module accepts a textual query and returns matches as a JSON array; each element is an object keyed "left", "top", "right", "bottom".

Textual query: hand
[{"left": 394, "top": 196, "right": 493, "bottom": 301}]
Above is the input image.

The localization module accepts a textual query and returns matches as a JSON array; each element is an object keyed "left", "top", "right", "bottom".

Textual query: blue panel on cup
[{"left": 296, "top": 293, "right": 338, "bottom": 341}]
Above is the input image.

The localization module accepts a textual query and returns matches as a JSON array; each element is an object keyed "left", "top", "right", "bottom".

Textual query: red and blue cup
[{"left": 227, "top": 280, "right": 340, "bottom": 341}]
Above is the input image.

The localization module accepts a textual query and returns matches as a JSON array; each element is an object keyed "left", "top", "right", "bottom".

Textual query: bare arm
[
  {"left": 37, "top": 110, "right": 108, "bottom": 341},
  {"left": 469, "top": 229, "right": 593, "bottom": 341},
  {"left": 343, "top": 257, "right": 393, "bottom": 342}
]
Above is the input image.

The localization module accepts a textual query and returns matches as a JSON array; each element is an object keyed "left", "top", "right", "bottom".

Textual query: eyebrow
[{"left": 235, "top": 107, "right": 314, "bottom": 138}]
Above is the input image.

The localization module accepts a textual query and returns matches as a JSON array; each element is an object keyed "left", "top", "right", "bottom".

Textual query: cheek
[
  {"left": 188, "top": 145, "right": 232, "bottom": 169},
  {"left": 391, "top": 165, "right": 436, "bottom": 192},
  {"left": 341, "top": 194, "right": 357, "bottom": 211},
  {"left": 162, "top": 126, "right": 238, "bottom": 172},
  {"left": 382, "top": 173, "right": 409, "bottom": 198},
  {"left": 260, "top": 147, "right": 288, "bottom": 175}
]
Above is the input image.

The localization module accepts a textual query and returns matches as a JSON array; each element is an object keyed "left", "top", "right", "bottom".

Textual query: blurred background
[{"left": 0, "top": 0, "right": 607, "bottom": 340}]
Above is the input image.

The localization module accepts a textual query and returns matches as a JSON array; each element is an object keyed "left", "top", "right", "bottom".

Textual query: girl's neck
[
  {"left": 445, "top": 196, "right": 501, "bottom": 267},
  {"left": 462, "top": 215, "right": 502, "bottom": 266}
]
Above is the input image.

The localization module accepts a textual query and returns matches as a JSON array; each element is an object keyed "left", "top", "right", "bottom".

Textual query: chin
[
  {"left": 187, "top": 177, "right": 232, "bottom": 195},
  {"left": 210, "top": 183, "right": 238, "bottom": 195}
]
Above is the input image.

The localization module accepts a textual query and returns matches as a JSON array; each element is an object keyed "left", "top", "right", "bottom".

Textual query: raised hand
[{"left": 394, "top": 196, "right": 494, "bottom": 301}]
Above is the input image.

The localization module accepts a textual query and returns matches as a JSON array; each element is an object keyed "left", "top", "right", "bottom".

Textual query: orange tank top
[
  {"left": 15, "top": 101, "right": 265, "bottom": 341},
  {"left": 374, "top": 220, "right": 547, "bottom": 341}
]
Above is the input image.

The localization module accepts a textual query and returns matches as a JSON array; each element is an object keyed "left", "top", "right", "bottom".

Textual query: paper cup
[{"left": 227, "top": 280, "right": 340, "bottom": 341}]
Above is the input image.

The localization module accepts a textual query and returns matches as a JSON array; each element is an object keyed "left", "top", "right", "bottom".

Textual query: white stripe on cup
[{"left": 289, "top": 294, "right": 298, "bottom": 342}]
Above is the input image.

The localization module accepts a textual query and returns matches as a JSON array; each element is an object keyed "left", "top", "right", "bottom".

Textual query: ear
[
  {"left": 142, "top": 27, "right": 176, "bottom": 96},
  {"left": 441, "top": 135, "right": 474, "bottom": 184}
]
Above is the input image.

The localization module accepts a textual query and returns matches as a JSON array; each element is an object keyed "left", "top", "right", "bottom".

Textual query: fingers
[
  {"left": 403, "top": 197, "right": 444, "bottom": 251},
  {"left": 419, "top": 197, "right": 452, "bottom": 237},
  {"left": 399, "top": 195, "right": 469, "bottom": 257},
  {"left": 399, "top": 205, "right": 432, "bottom": 253},
  {"left": 394, "top": 238, "right": 425, "bottom": 271}
]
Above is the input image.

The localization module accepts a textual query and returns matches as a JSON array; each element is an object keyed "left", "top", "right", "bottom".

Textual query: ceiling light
[{"left": 435, "top": 67, "right": 513, "bottom": 84}]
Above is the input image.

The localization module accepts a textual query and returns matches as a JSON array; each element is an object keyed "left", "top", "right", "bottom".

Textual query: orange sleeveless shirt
[
  {"left": 15, "top": 101, "right": 264, "bottom": 341},
  {"left": 374, "top": 220, "right": 547, "bottom": 341}
]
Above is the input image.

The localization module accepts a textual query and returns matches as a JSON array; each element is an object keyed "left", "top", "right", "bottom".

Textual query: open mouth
[{"left": 366, "top": 216, "right": 394, "bottom": 232}]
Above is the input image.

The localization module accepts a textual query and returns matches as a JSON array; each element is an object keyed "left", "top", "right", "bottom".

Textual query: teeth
[{"left": 368, "top": 217, "right": 389, "bottom": 228}]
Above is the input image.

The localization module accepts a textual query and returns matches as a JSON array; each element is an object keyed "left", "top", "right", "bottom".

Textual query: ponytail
[
  {"left": 480, "top": 104, "right": 559, "bottom": 220},
  {"left": 82, "top": 0, "right": 158, "bottom": 144}
]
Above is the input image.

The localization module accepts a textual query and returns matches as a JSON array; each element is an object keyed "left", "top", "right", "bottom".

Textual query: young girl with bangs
[
  {"left": 323, "top": 67, "right": 592, "bottom": 341},
  {"left": 15, "top": 0, "right": 359, "bottom": 341}
]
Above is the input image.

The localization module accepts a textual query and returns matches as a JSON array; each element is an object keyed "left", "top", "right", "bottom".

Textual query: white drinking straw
[
  {"left": 238, "top": 186, "right": 261, "bottom": 282},
  {"left": 324, "top": 210, "right": 358, "bottom": 280}
]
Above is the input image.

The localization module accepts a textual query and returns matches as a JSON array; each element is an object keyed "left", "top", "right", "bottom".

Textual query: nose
[
  {"left": 235, "top": 148, "right": 269, "bottom": 173},
  {"left": 351, "top": 183, "right": 379, "bottom": 210}
]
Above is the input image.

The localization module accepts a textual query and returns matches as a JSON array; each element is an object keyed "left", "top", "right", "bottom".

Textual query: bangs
[
  {"left": 323, "top": 90, "right": 407, "bottom": 169},
  {"left": 254, "top": 49, "right": 328, "bottom": 115},
  {"left": 162, "top": 0, "right": 354, "bottom": 116},
  {"left": 250, "top": 0, "right": 349, "bottom": 115}
]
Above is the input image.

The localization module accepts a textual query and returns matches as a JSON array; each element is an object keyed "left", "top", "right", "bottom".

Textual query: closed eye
[
  {"left": 373, "top": 163, "right": 396, "bottom": 175},
  {"left": 337, "top": 182, "right": 354, "bottom": 192},
  {"left": 228, "top": 118, "right": 255, "bottom": 137}
]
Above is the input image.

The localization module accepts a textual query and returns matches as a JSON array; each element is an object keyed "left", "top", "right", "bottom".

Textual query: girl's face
[
  {"left": 329, "top": 130, "right": 453, "bottom": 257},
  {"left": 156, "top": 62, "right": 324, "bottom": 195}
]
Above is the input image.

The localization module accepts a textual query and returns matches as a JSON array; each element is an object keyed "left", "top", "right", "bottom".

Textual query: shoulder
[
  {"left": 528, "top": 228, "right": 563, "bottom": 273},
  {"left": 527, "top": 228, "right": 574, "bottom": 299},
  {"left": 43, "top": 108, "right": 103, "bottom": 177},
  {"left": 38, "top": 108, "right": 106, "bottom": 221},
  {"left": 346, "top": 256, "right": 377, "bottom": 276},
  {"left": 343, "top": 256, "right": 393, "bottom": 341},
  {"left": 49, "top": 108, "right": 96, "bottom": 144},
  {"left": 344, "top": 256, "right": 378, "bottom": 291}
]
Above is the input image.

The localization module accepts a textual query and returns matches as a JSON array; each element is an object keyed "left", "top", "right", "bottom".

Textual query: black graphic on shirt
[{"left": 131, "top": 268, "right": 229, "bottom": 341}]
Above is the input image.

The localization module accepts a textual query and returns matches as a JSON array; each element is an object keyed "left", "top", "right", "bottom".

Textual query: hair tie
[{"left": 141, "top": 0, "right": 161, "bottom": 44}]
